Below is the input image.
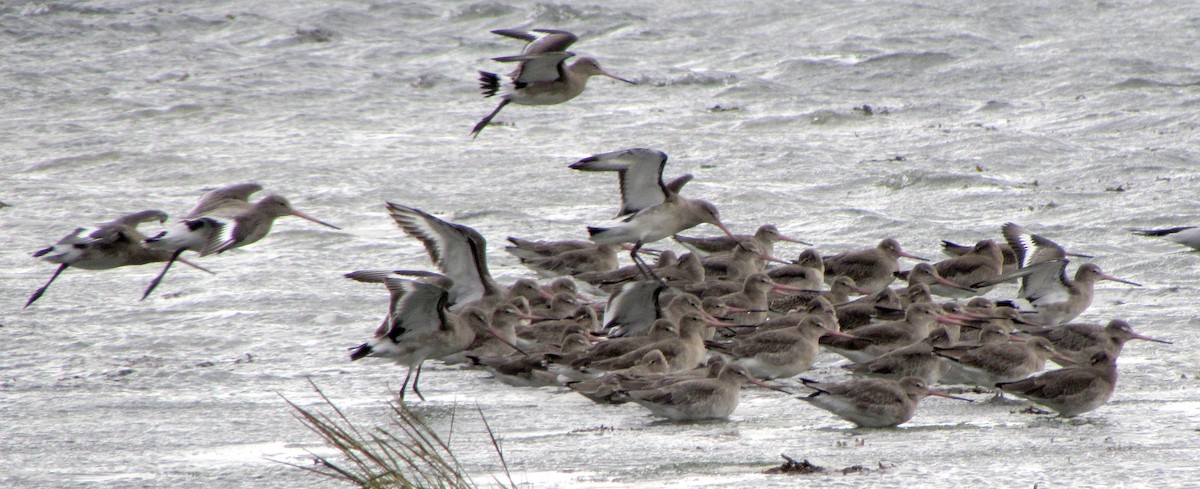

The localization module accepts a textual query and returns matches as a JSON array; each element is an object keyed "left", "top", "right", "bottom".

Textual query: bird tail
[
  {"left": 348, "top": 343, "right": 373, "bottom": 361},
  {"left": 587, "top": 226, "right": 609, "bottom": 237},
  {"left": 32, "top": 244, "right": 81, "bottom": 264},
  {"left": 479, "top": 71, "right": 500, "bottom": 98}
]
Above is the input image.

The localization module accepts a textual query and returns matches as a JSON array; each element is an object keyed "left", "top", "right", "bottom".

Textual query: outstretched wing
[
  {"left": 385, "top": 203, "right": 498, "bottom": 306},
  {"left": 972, "top": 259, "right": 1070, "bottom": 304},
  {"left": 380, "top": 278, "right": 450, "bottom": 342},
  {"left": 494, "top": 51, "right": 576, "bottom": 84},
  {"left": 186, "top": 183, "right": 262, "bottom": 218},
  {"left": 491, "top": 28, "right": 578, "bottom": 55},
  {"left": 570, "top": 148, "right": 673, "bottom": 217}
]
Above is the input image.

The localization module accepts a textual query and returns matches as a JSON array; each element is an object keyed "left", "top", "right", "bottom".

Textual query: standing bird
[
  {"left": 709, "top": 315, "right": 851, "bottom": 380},
  {"left": 141, "top": 184, "right": 339, "bottom": 299},
  {"left": 935, "top": 337, "right": 1068, "bottom": 388},
  {"left": 823, "top": 238, "right": 928, "bottom": 293},
  {"left": 26, "top": 210, "right": 210, "bottom": 307},
  {"left": 769, "top": 275, "right": 869, "bottom": 313},
  {"left": 674, "top": 223, "right": 811, "bottom": 257},
  {"left": 841, "top": 326, "right": 958, "bottom": 384},
  {"left": 616, "top": 363, "right": 787, "bottom": 421},
  {"left": 472, "top": 28, "right": 635, "bottom": 138},
  {"left": 767, "top": 248, "right": 826, "bottom": 291},
  {"left": 518, "top": 243, "right": 621, "bottom": 276},
  {"left": 796, "top": 376, "right": 971, "bottom": 428},
  {"left": 930, "top": 240, "right": 1005, "bottom": 298},
  {"left": 572, "top": 148, "right": 736, "bottom": 276},
  {"left": 1023, "top": 319, "right": 1171, "bottom": 366},
  {"left": 819, "top": 302, "right": 965, "bottom": 362},
  {"left": 997, "top": 351, "right": 1119, "bottom": 417}
]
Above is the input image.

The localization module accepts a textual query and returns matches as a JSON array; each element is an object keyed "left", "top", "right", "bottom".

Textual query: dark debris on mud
[{"left": 766, "top": 454, "right": 896, "bottom": 476}]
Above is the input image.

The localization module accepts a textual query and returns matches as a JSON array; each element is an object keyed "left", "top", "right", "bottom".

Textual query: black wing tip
[
  {"left": 384, "top": 201, "right": 408, "bottom": 212},
  {"left": 586, "top": 226, "right": 607, "bottom": 237},
  {"left": 1133, "top": 227, "right": 1192, "bottom": 237}
]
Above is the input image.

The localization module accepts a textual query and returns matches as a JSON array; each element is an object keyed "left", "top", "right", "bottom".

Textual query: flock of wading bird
[{"left": 26, "top": 29, "right": 1189, "bottom": 428}]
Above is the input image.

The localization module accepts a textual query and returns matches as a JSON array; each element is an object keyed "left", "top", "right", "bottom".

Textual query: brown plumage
[{"left": 997, "top": 351, "right": 1118, "bottom": 417}]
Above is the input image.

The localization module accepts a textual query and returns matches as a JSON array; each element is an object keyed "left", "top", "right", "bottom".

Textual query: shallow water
[{"left": 3, "top": 0, "right": 1200, "bottom": 487}]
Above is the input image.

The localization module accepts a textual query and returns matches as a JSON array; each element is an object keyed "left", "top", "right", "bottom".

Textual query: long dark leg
[
  {"left": 25, "top": 264, "right": 68, "bottom": 308},
  {"left": 141, "top": 248, "right": 185, "bottom": 301},
  {"left": 398, "top": 366, "right": 414, "bottom": 402},
  {"left": 411, "top": 364, "right": 426, "bottom": 401},
  {"left": 629, "top": 242, "right": 666, "bottom": 285},
  {"left": 470, "top": 98, "right": 511, "bottom": 139}
]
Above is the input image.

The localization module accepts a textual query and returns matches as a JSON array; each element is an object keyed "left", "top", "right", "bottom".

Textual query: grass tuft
[{"left": 277, "top": 379, "right": 514, "bottom": 489}]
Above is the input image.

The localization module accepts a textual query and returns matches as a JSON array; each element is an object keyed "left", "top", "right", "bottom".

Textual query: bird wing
[
  {"left": 345, "top": 269, "right": 452, "bottom": 286},
  {"left": 940, "top": 240, "right": 973, "bottom": 258},
  {"left": 1001, "top": 222, "right": 1029, "bottom": 268},
  {"left": 192, "top": 218, "right": 230, "bottom": 257},
  {"left": 1017, "top": 259, "right": 1071, "bottom": 304},
  {"left": 734, "top": 330, "right": 799, "bottom": 358},
  {"left": 186, "top": 183, "right": 262, "bottom": 218},
  {"left": 570, "top": 148, "right": 671, "bottom": 217},
  {"left": 846, "top": 381, "right": 908, "bottom": 406},
  {"left": 999, "top": 367, "right": 1098, "bottom": 398},
  {"left": 1003, "top": 222, "right": 1070, "bottom": 266},
  {"left": 83, "top": 224, "right": 131, "bottom": 247},
  {"left": 603, "top": 280, "right": 664, "bottom": 336},
  {"left": 494, "top": 51, "right": 576, "bottom": 84},
  {"left": 823, "top": 252, "right": 882, "bottom": 281},
  {"left": 491, "top": 28, "right": 578, "bottom": 55},
  {"left": 958, "top": 344, "right": 1031, "bottom": 375},
  {"left": 970, "top": 259, "right": 1070, "bottom": 303},
  {"left": 110, "top": 210, "right": 169, "bottom": 229},
  {"left": 386, "top": 203, "right": 497, "bottom": 306},
  {"left": 381, "top": 278, "right": 450, "bottom": 342},
  {"left": 1027, "top": 233, "right": 1068, "bottom": 265},
  {"left": 210, "top": 214, "right": 259, "bottom": 254},
  {"left": 1027, "top": 324, "right": 1099, "bottom": 352}
]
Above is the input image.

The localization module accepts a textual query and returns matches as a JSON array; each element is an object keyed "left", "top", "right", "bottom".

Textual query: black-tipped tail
[
  {"left": 478, "top": 71, "right": 499, "bottom": 98},
  {"left": 32, "top": 246, "right": 54, "bottom": 258},
  {"left": 348, "top": 343, "right": 373, "bottom": 361},
  {"left": 586, "top": 226, "right": 608, "bottom": 237}
]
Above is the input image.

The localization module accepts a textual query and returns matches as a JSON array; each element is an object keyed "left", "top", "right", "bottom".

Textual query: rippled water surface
[{"left": 3, "top": 1, "right": 1200, "bottom": 488}]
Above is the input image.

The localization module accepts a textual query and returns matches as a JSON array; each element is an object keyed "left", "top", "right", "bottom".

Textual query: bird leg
[
  {"left": 629, "top": 242, "right": 667, "bottom": 286},
  {"left": 398, "top": 366, "right": 414, "bottom": 402},
  {"left": 411, "top": 364, "right": 426, "bottom": 401},
  {"left": 141, "top": 248, "right": 185, "bottom": 301},
  {"left": 25, "top": 263, "right": 68, "bottom": 308},
  {"left": 471, "top": 98, "right": 511, "bottom": 139}
]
